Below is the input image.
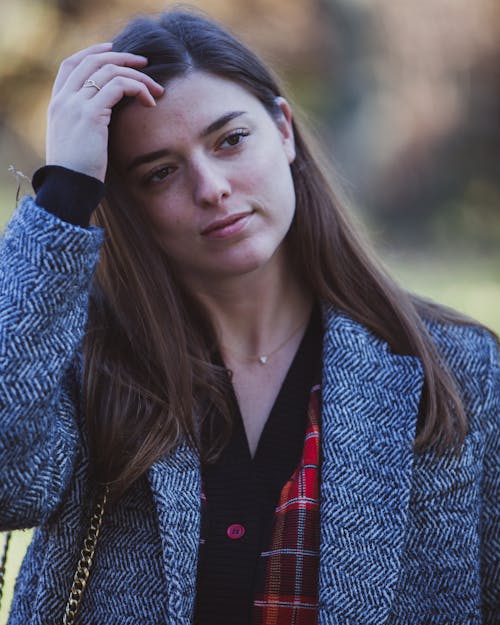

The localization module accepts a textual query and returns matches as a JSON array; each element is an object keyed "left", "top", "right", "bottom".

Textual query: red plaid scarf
[{"left": 252, "top": 383, "right": 321, "bottom": 625}]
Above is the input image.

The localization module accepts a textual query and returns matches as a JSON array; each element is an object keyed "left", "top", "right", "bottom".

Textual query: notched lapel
[
  {"left": 148, "top": 442, "right": 201, "bottom": 624},
  {"left": 318, "top": 307, "right": 424, "bottom": 625}
]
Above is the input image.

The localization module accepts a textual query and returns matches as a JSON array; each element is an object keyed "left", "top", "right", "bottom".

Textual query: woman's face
[{"left": 109, "top": 70, "right": 296, "bottom": 289}]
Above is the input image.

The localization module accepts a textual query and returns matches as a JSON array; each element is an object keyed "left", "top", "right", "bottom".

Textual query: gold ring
[{"left": 83, "top": 79, "right": 102, "bottom": 91}]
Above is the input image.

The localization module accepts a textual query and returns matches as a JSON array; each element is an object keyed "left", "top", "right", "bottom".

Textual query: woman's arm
[
  {"left": 0, "top": 197, "right": 104, "bottom": 529},
  {"left": 0, "top": 43, "right": 164, "bottom": 528}
]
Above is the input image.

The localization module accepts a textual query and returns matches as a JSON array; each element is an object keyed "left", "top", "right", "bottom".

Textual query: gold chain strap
[{"left": 62, "top": 485, "right": 109, "bottom": 625}]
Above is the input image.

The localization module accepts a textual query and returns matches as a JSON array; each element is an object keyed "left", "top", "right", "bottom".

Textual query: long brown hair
[{"left": 83, "top": 9, "right": 492, "bottom": 497}]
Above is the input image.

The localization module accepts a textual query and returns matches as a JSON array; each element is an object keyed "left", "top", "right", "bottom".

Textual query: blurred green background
[{"left": 1, "top": 0, "right": 499, "bottom": 621}]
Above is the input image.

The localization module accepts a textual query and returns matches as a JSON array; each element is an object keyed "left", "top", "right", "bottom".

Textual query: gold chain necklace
[{"left": 222, "top": 317, "right": 308, "bottom": 365}]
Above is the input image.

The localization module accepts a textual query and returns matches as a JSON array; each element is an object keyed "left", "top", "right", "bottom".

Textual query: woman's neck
[{"left": 185, "top": 252, "right": 313, "bottom": 362}]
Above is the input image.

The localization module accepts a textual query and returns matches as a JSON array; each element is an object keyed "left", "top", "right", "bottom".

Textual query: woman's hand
[{"left": 46, "top": 43, "right": 164, "bottom": 182}]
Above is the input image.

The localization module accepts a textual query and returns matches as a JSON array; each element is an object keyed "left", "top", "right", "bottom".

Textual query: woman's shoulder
[
  {"left": 423, "top": 314, "right": 498, "bottom": 377},
  {"left": 410, "top": 293, "right": 498, "bottom": 373},
  {"left": 423, "top": 315, "right": 499, "bottom": 433},
  {"left": 424, "top": 314, "right": 498, "bottom": 361}
]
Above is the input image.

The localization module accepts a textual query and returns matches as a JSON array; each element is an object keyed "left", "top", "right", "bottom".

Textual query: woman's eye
[
  {"left": 219, "top": 130, "right": 249, "bottom": 149},
  {"left": 145, "top": 166, "right": 174, "bottom": 184}
]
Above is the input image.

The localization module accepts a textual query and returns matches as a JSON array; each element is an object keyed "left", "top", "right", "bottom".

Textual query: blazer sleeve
[{"left": 0, "top": 196, "right": 104, "bottom": 529}]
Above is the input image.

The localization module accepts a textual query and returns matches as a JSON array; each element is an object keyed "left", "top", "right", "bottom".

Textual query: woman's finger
[
  {"left": 52, "top": 43, "right": 113, "bottom": 95},
  {"left": 79, "top": 65, "right": 164, "bottom": 102},
  {"left": 86, "top": 75, "right": 163, "bottom": 109},
  {"left": 60, "top": 51, "right": 150, "bottom": 95}
]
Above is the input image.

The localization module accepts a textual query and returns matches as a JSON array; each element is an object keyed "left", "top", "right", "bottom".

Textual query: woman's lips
[{"left": 201, "top": 212, "right": 253, "bottom": 239}]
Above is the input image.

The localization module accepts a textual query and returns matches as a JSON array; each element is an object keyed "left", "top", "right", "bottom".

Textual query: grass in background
[
  {"left": 1, "top": 531, "right": 32, "bottom": 625},
  {"left": 384, "top": 252, "right": 500, "bottom": 334}
]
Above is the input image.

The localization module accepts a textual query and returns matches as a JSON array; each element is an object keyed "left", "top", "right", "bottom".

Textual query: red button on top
[{"left": 227, "top": 523, "right": 246, "bottom": 540}]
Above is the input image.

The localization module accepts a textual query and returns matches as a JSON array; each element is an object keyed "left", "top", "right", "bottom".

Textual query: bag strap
[
  {"left": 62, "top": 484, "right": 109, "bottom": 625},
  {"left": 0, "top": 484, "right": 108, "bottom": 623},
  {"left": 0, "top": 531, "right": 12, "bottom": 612}
]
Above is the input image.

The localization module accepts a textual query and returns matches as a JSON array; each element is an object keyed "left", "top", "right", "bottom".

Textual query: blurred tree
[{"left": 318, "top": 0, "right": 500, "bottom": 250}]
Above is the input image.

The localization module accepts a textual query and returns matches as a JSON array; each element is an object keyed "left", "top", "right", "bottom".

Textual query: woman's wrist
[{"left": 32, "top": 165, "right": 106, "bottom": 227}]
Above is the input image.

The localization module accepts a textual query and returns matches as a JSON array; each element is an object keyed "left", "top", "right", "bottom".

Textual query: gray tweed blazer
[{"left": 0, "top": 198, "right": 498, "bottom": 624}]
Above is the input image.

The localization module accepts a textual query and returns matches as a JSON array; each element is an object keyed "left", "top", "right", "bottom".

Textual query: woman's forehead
[
  {"left": 122, "top": 71, "right": 261, "bottom": 124},
  {"left": 110, "top": 71, "right": 271, "bottom": 158}
]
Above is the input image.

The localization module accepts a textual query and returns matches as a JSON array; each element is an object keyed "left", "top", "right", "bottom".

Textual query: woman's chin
[{"left": 181, "top": 247, "right": 283, "bottom": 288}]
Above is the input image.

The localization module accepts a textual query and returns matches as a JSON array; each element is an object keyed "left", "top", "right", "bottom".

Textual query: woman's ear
[{"left": 274, "top": 97, "right": 296, "bottom": 164}]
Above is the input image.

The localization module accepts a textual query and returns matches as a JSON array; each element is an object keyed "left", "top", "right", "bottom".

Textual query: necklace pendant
[{"left": 258, "top": 355, "right": 268, "bottom": 365}]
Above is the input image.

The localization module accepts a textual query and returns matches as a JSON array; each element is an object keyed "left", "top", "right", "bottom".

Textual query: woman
[{"left": 0, "top": 8, "right": 498, "bottom": 625}]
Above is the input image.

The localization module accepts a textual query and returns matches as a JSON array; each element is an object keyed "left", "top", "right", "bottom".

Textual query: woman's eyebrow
[
  {"left": 126, "top": 148, "right": 172, "bottom": 172},
  {"left": 200, "top": 110, "right": 247, "bottom": 137},
  {"left": 126, "top": 110, "right": 247, "bottom": 172}
]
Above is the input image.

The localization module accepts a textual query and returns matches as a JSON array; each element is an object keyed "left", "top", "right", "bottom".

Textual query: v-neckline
[
  {"left": 204, "top": 304, "right": 323, "bottom": 473},
  {"left": 238, "top": 306, "right": 322, "bottom": 466}
]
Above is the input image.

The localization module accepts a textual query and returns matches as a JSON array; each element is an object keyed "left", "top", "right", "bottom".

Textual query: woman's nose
[{"left": 191, "top": 157, "right": 231, "bottom": 207}]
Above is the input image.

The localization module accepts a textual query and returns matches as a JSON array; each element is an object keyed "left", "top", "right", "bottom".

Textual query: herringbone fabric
[{"left": 1, "top": 197, "right": 498, "bottom": 625}]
